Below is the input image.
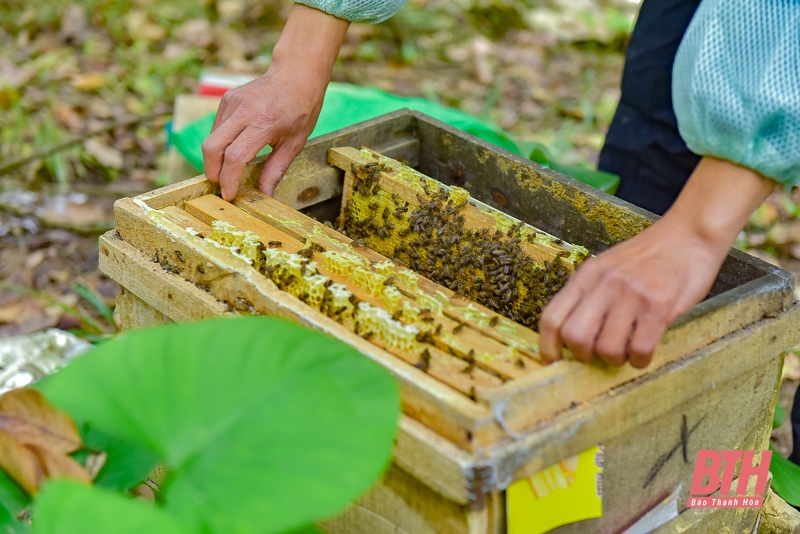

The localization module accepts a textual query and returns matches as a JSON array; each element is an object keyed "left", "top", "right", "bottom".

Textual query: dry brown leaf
[
  {"left": 750, "top": 203, "right": 779, "bottom": 230},
  {"left": 0, "top": 301, "right": 31, "bottom": 325},
  {"left": 84, "top": 138, "right": 124, "bottom": 169},
  {"left": 24, "top": 250, "right": 47, "bottom": 271},
  {"left": 35, "top": 194, "right": 114, "bottom": 233},
  {"left": 767, "top": 221, "right": 800, "bottom": 246},
  {"left": 0, "top": 389, "right": 90, "bottom": 495},
  {"left": 133, "top": 482, "right": 156, "bottom": 501},
  {"left": 0, "top": 429, "right": 43, "bottom": 495},
  {"left": 125, "top": 11, "right": 167, "bottom": 42},
  {"left": 52, "top": 102, "right": 83, "bottom": 132},
  {"left": 71, "top": 72, "right": 107, "bottom": 91},
  {"left": 29, "top": 444, "right": 91, "bottom": 485},
  {"left": 0, "top": 389, "right": 81, "bottom": 454}
]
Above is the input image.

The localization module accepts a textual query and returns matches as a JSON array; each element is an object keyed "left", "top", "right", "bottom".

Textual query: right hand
[{"left": 201, "top": 57, "right": 328, "bottom": 200}]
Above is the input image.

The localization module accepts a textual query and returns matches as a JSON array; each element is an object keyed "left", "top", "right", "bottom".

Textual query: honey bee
[
  {"left": 461, "top": 349, "right": 476, "bottom": 374},
  {"left": 416, "top": 349, "right": 432, "bottom": 372},
  {"left": 507, "top": 222, "right": 523, "bottom": 236}
]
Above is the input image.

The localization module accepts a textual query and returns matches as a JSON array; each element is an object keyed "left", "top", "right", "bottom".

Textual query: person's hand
[
  {"left": 202, "top": 59, "right": 328, "bottom": 200},
  {"left": 201, "top": 5, "right": 349, "bottom": 201},
  {"left": 539, "top": 218, "right": 726, "bottom": 368},
  {"left": 539, "top": 157, "right": 775, "bottom": 368}
]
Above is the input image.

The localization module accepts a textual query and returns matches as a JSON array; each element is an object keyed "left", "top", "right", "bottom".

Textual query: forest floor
[{"left": 1, "top": 0, "right": 798, "bottom": 450}]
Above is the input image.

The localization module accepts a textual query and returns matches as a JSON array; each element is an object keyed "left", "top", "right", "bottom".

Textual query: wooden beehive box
[{"left": 100, "top": 111, "right": 800, "bottom": 533}]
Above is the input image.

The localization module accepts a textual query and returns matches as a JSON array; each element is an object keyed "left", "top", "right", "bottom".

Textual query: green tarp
[{"left": 171, "top": 82, "right": 619, "bottom": 194}]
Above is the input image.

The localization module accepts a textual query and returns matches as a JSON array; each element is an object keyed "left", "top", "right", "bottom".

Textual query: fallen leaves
[
  {"left": 71, "top": 72, "right": 106, "bottom": 91},
  {"left": 52, "top": 102, "right": 83, "bottom": 133},
  {"left": 59, "top": 4, "right": 88, "bottom": 44},
  {"left": 83, "top": 138, "right": 123, "bottom": 169},
  {"left": 0, "top": 388, "right": 90, "bottom": 495},
  {"left": 124, "top": 11, "right": 167, "bottom": 42}
]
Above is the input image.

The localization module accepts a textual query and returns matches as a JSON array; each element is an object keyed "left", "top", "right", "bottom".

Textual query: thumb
[{"left": 257, "top": 141, "right": 304, "bottom": 197}]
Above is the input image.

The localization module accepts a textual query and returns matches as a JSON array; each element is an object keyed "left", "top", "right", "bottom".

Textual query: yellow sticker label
[{"left": 507, "top": 445, "right": 604, "bottom": 534}]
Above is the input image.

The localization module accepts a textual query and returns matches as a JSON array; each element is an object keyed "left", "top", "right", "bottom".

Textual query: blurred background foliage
[{"left": 0, "top": 0, "right": 637, "bottom": 188}]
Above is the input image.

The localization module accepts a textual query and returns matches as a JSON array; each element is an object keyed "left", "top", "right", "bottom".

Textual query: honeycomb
[
  {"left": 356, "top": 302, "right": 419, "bottom": 353},
  {"left": 201, "top": 219, "right": 428, "bottom": 358},
  {"left": 209, "top": 221, "right": 265, "bottom": 271},
  {"left": 321, "top": 282, "right": 356, "bottom": 327},
  {"left": 322, "top": 250, "right": 385, "bottom": 297},
  {"left": 342, "top": 157, "right": 589, "bottom": 331}
]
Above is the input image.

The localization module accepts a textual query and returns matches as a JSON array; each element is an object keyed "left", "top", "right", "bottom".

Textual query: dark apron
[{"left": 599, "top": 0, "right": 702, "bottom": 216}]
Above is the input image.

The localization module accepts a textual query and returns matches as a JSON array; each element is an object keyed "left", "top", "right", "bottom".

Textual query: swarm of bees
[{"left": 342, "top": 161, "right": 580, "bottom": 331}]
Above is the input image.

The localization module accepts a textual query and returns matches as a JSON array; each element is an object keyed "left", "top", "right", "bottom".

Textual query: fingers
[
  {"left": 217, "top": 127, "right": 274, "bottom": 201},
  {"left": 628, "top": 309, "right": 668, "bottom": 368},
  {"left": 539, "top": 283, "right": 584, "bottom": 363},
  {"left": 257, "top": 139, "right": 305, "bottom": 196},
  {"left": 558, "top": 284, "right": 616, "bottom": 363},
  {"left": 210, "top": 98, "right": 230, "bottom": 132},
  {"left": 540, "top": 255, "right": 672, "bottom": 368},
  {"left": 201, "top": 117, "right": 248, "bottom": 185},
  {"left": 593, "top": 298, "right": 638, "bottom": 366}
]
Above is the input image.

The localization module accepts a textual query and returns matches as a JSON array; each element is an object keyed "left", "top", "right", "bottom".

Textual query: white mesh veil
[{"left": 673, "top": 0, "right": 800, "bottom": 185}]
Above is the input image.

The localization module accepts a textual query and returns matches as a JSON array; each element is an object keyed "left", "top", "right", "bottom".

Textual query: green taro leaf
[
  {"left": 32, "top": 481, "right": 185, "bottom": 534},
  {"left": 38, "top": 317, "right": 400, "bottom": 534},
  {"left": 285, "top": 526, "right": 323, "bottom": 534},
  {"left": 770, "top": 446, "right": 800, "bottom": 507},
  {"left": 0, "top": 468, "right": 30, "bottom": 522},
  {"left": 77, "top": 421, "right": 159, "bottom": 492}
]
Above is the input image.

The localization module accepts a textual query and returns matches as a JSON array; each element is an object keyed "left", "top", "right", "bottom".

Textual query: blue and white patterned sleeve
[
  {"left": 294, "top": 0, "right": 407, "bottom": 23},
  {"left": 672, "top": 0, "right": 800, "bottom": 185}
]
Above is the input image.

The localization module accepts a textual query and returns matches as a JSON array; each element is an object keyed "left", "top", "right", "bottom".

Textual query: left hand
[
  {"left": 539, "top": 156, "right": 776, "bottom": 368},
  {"left": 538, "top": 217, "right": 726, "bottom": 368}
]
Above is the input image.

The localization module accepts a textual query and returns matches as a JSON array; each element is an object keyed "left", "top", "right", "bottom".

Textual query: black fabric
[
  {"left": 598, "top": 0, "right": 703, "bottom": 216},
  {"left": 791, "top": 388, "right": 800, "bottom": 466}
]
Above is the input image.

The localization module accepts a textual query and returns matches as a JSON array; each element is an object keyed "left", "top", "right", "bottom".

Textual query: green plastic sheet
[{"left": 171, "top": 82, "right": 619, "bottom": 194}]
